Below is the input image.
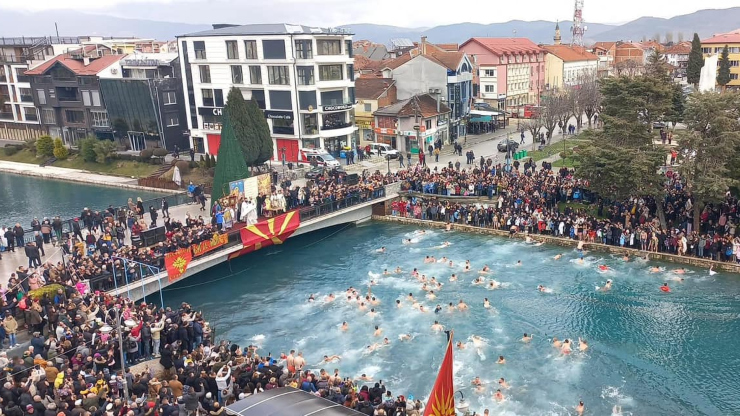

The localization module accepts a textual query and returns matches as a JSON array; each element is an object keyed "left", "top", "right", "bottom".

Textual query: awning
[
  {"left": 225, "top": 387, "right": 364, "bottom": 416},
  {"left": 469, "top": 115, "right": 492, "bottom": 123}
]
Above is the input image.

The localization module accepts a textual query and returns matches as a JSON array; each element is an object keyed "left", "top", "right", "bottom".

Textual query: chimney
[
  {"left": 421, "top": 36, "right": 427, "bottom": 55},
  {"left": 83, "top": 56, "right": 90, "bottom": 66},
  {"left": 436, "top": 93, "right": 440, "bottom": 113}
]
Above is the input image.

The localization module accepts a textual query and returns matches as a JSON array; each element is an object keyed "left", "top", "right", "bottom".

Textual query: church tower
[{"left": 554, "top": 21, "right": 562, "bottom": 45}]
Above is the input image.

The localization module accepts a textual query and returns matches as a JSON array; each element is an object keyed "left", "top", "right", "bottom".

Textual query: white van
[
  {"left": 369, "top": 143, "right": 399, "bottom": 159},
  {"left": 301, "top": 149, "right": 341, "bottom": 168}
]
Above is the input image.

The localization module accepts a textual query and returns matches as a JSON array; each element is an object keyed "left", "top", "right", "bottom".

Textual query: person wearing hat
[{"left": 24, "top": 404, "right": 35, "bottom": 416}]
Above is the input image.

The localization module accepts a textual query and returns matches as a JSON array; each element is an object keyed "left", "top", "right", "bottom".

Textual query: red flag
[
  {"left": 165, "top": 248, "right": 192, "bottom": 282},
  {"left": 424, "top": 334, "right": 455, "bottom": 416},
  {"left": 230, "top": 211, "right": 300, "bottom": 259}
]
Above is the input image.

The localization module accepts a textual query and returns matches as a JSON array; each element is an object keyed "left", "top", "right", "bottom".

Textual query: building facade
[
  {"left": 98, "top": 53, "right": 189, "bottom": 151},
  {"left": 460, "top": 37, "right": 545, "bottom": 112},
  {"left": 0, "top": 36, "right": 80, "bottom": 141},
  {"left": 177, "top": 23, "right": 356, "bottom": 161},
  {"left": 702, "top": 30, "right": 740, "bottom": 88},
  {"left": 25, "top": 48, "right": 125, "bottom": 145},
  {"left": 541, "top": 45, "right": 598, "bottom": 90},
  {"left": 354, "top": 77, "right": 396, "bottom": 145},
  {"left": 665, "top": 41, "right": 691, "bottom": 80},
  {"left": 373, "top": 93, "right": 451, "bottom": 154},
  {"left": 590, "top": 41, "right": 616, "bottom": 77}
]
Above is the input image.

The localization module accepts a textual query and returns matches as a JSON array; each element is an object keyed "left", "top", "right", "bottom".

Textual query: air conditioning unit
[{"left": 110, "top": 68, "right": 119, "bottom": 74}]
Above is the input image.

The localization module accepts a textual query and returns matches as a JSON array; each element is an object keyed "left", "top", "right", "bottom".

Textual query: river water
[
  {"left": 0, "top": 172, "right": 167, "bottom": 227},
  {"left": 164, "top": 222, "right": 740, "bottom": 415}
]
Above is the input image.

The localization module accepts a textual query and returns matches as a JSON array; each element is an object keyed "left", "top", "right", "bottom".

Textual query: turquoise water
[
  {"left": 164, "top": 222, "right": 740, "bottom": 415},
  {"left": 0, "top": 172, "right": 167, "bottom": 228}
]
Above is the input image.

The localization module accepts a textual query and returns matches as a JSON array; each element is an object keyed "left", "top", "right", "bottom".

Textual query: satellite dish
[{"left": 308, "top": 105, "right": 314, "bottom": 112}]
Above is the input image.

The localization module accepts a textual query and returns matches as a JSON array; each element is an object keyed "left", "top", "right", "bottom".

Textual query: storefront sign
[
  {"left": 202, "top": 122, "right": 223, "bottom": 131},
  {"left": 356, "top": 120, "right": 372, "bottom": 129},
  {"left": 191, "top": 233, "right": 229, "bottom": 257},
  {"left": 264, "top": 110, "right": 294, "bottom": 120},
  {"left": 374, "top": 127, "right": 397, "bottom": 135},
  {"left": 323, "top": 104, "right": 353, "bottom": 112},
  {"left": 198, "top": 107, "right": 223, "bottom": 116}
]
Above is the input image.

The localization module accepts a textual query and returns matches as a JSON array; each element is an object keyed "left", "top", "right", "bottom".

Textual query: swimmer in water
[
  {"left": 673, "top": 268, "right": 686, "bottom": 274},
  {"left": 471, "top": 376, "right": 482, "bottom": 386},
  {"left": 709, "top": 265, "right": 718, "bottom": 276},
  {"left": 448, "top": 260, "right": 455, "bottom": 267},
  {"left": 456, "top": 341, "right": 467, "bottom": 350},
  {"left": 411, "top": 268, "right": 419, "bottom": 278},
  {"left": 561, "top": 339, "right": 572, "bottom": 354},
  {"left": 323, "top": 355, "right": 341, "bottom": 362},
  {"left": 376, "top": 247, "right": 386, "bottom": 253},
  {"left": 472, "top": 276, "right": 485, "bottom": 285},
  {"left": 367, "top": 308, "right": 378, "bottom": 318},
  {"left": 457, "top": 299, "right": 469, "bottom": 311},
  {"left": 576, "top": 401, "right": 584, "bottom": 415},
  {"left": 373, "top": 325, "right": 382, "bottom": 336},
  {"left": 442, "top": 241, "right": 451, "bottom": 247},
  {"left": 447, "top": 302, "right": 456, "bottom": 312},
  {"left": 395, "top": 299, "right": 402, "bottom": 308},
  {"left": 358, "top": 302, "right": 367, "bottom": 311},
  {"left": 661, "top": 282, "right": 671, "bottom": 292},
  {"left": 434, "top": 304, "right": 442, "bottom": 313},
  {"left": 341, "top": 322, "right": 349, "bottom": 331},
  {"left": 424, "top": 256, "right": 433, "bottom": 263},
  {"left": 383, "top": 268, "right": 391, "bottom": 275},
  {"left": 395, "top": 266, "right": 403, "bottom": 274},
  {"left": 438, "top": 256, "right": 448, "bottom": 263},
  {"left": 431, "top": 321, "right": 444, "bottom": 332},
  {"left": 324, "top": 293, "right": 335, "bottom": 303},
  {"left": 497, "top": 355, "right": 506, "bottom": 364},
  {"left": 366, "top": 343, "right": 381, "bottom": 353},
  {"left": 554, "top": 253, "right": 563, "bottom": 260},
  {"left": 494, "top": 389, "right": 505, "bottom": 402},
  {"left": 537, "top": 284, "right": 548, "bottom": 292},
  {"left": 552, "top": 337, "right": 562, "bottom": 348},
  {"left": 383, "top": 337, "right": 390, "bottom": 345},
  {"left": 449, "top": 273, "right": 458, "bottom": 282},
  {"left": 399, "top": 333, "right": 412, "bottom": 341},
  {"left": 649, "top": 266, "right": 663, "bottom": 273},
  {"left": 419, "top": 305, "right": 428, "bottom": 313},
  {"left": 412, "top": 300, "right": 421, "bottom": 310},
  {"left": 403, "top": 238, "right": 412, "bottom": 244},
  {"left": 600, "top": 279, "right": 612, "bottom": 291},
  {"left": 359, "top": 373, "right": 373, "bottom": 381},
  {"left": 522, "top": 333, "right": 533, "bottom": 343},
  {"left": 407, "top": 293, "right": 415, "bottom": 301},
  {"left": 308, "top": 294, "right": 315, "bottom": 302},
  {"left": 371, "top": 296, "right": 380, "bottom": 305},
  {"left": 598, "top": 264, "right": 610, "bottom": 272},
  {"left": 498, "top": 378, "right": 510, "bottom": 389},
  {"left": 515, "top": 260, "right": 522, "bottom": 266},
  {"left": 426, "top": 291, "right": 437, "bottom": 300},
  {"left": 445, "top": 222, "right": 452, "bottom": 231},
  {"left": 481, "top": 265, "right": 491, "bottom": 273},
  {"left": 483, "top": 298, "right": 491, "bottom": 309},
  {"left": 623, "top": 253, "right": 630, "bottom": 261},
  {"left": 578, "top": 338, "right": 588, "bottom": 352},
  {"left": 488, "top": 280, "right": 501, "bottom": 290}
]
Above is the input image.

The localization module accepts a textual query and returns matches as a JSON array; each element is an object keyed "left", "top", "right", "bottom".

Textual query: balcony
[
  {"left": 0, "top": 112, "right": 13, "bottom": 120},
  {"left": 24, "top": 114, "right": 38, "bottom": 121},
  {"left": 321, "top": 121, "right": 352, "bottom": 131}
]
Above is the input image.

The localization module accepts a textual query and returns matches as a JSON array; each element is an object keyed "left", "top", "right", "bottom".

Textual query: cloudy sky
[{"left": 2, "top": 0, "right": 738, "bottom": 27}]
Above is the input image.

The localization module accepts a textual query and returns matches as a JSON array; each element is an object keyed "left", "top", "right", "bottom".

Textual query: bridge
[{"left": 96, "top": 183, "right": 399, "bottom": 302}]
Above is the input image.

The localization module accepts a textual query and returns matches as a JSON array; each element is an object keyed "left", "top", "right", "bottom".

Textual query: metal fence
[{"left": 298, "top": 187, "right": 387, "bottom": 222}]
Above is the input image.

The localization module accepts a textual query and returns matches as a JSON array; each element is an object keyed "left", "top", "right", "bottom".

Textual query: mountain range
[{"left": 0, "top": 7, "right": 739, "bottom": 46}]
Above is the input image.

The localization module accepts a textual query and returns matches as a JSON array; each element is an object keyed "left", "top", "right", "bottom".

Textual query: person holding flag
[{"left": 423, "top": 331, "right": 456, "bottom": 416}]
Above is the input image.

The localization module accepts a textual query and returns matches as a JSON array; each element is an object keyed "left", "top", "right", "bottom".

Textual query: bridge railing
[{"left": 298, "top": 187, "right": 387, "bottom": 222}]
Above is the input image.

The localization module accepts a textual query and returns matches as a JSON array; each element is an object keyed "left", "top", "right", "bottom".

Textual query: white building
[
  {"left": 177, "top": 23, "right": 356, "bottom": 161},
  {"left": 542, "top": 45, "right": 598, "bottom": 90}
]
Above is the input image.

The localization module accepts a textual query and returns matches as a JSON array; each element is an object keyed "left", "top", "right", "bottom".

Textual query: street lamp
[
  {"left": 103, "top": 305, "right": 130, "bottom": 403},
  {"left": 386, "top": 154, "right": 391, "bottom": 175},
  {"left": 280, "top": 147, "right": 287, "bottom": 175}
]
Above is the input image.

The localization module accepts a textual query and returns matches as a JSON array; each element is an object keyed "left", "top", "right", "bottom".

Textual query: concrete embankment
[
  {"left": 372, "top": 215, "right": 740, "bottom": 274},
  {"left": 0, "top": 160, "right": 179, "bottom": 193}
]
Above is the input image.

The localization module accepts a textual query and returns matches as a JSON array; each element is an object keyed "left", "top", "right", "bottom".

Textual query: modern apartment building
[
  {"left": 702, "top": 30, "right": 740, "bottom": 88},
  {"left": 0, "top": 36, "right": 79, "bottom": 141},
  {"left": 460, "top": 38, "right": 545, "bottom": 111},
  {"left": 177, "top": 23, "right": 356, "bottom": 161}
]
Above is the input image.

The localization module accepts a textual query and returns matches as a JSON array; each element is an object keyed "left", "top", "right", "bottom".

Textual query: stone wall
[{"left": 372, "top": 215, "right": 740, "bottom": 274}]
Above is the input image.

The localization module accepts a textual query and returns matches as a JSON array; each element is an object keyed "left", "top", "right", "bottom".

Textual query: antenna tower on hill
[{"left": 571, "top": 0, "right": 585, "bottom": 47}]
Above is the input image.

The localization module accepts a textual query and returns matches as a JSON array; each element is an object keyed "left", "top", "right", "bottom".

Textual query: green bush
[
  {"left": 139, "top": 148, "right": 154, "bottom": 162},
  {"left": 188, "top": 160, "right": 197, "bottom": 169},
  {"left": 152, "top": 148, "right": 169, "bottom": 157},
  {"left": 24, "top": 138, "right": 37, "bottom": 150},
  {"left": 3, "top": 146, "right": 20, "bottom": 156},
  {"left": 36, "top": 135, "right": 55, "bottom": 157},
  {"left": 80, "top": 138, "right": 98, "bottom": 162},
  {"left": 28, "top": 284, "right": 65, "bottom": 301},
  {"left": 93, "top": 140, "right": 118, "bottom": 164},
  {"left": 52, "top": 138, "right": 69, "bottom": 160},
  {"left": 175, "top": 160, "right": 190, "bottom": 174}
]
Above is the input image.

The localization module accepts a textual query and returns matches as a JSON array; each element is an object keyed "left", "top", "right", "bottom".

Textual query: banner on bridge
[
  {"left": 165, "top": 248, "right": 193, "bottom": 282},
  {"left": 230, "top": 211, "right": 300, "bottom": 259},
  {"left": 191, "top": 232, "right": 229, "bottom": 257}
]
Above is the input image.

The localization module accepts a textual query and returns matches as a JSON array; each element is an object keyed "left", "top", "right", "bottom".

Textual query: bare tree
[
  {"left": 540, "top": 94, "right": 563, "bottom": 143},
  {"left": 522, "top": 116, "right": 544, "bottom": 151},
  {"left": 577, "top": 70, "right": 602, "bottom": 128},
  {"left": 615, "top": 59, "right": 641, "bottom": 77},
  {"left": 678, "top": 32, "right": 685, "bottom": 42},
  {"left": 665, "top": 32, "right": 674, "bottom": 45}
]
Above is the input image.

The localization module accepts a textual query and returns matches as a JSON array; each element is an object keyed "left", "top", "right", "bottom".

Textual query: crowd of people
[{"left": 390, "top": 160, "right": 740, "bottom": 262}]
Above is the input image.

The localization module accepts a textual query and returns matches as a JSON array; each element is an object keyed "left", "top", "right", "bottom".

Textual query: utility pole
[{"left": 115, "top": 306, "right": 130, "bottom": 403}]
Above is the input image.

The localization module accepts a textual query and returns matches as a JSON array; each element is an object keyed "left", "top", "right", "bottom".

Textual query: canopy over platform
[{"left": 225, "top": 387, "right": 364, "bottom": 416}]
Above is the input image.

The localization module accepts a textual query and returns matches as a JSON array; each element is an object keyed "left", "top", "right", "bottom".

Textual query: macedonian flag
[
  {"left": 230, "top": 211, "right": 300, "bottom": 259},
  {"left": 165, "top": 248, "right": 192, "bottom": 282},
  {"left": 424, "top": 333, "right": 455, "bottom": 416}
]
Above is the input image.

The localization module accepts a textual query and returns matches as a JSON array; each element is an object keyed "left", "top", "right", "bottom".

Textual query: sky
[{"left": 2, "top": 0, "right": 739, "bottom": 27}]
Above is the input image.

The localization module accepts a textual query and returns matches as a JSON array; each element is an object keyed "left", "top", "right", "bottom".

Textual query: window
[
  {"left": 214, "top": 89, "right": 224, "bottom": 107},
  {"left": 425, "top": 119, "right": 432, "bottom": 130},
  {"left": 81, "top": 90, "right": 91, "bottom": 106},
  {"left": 164, "top": 91, "right": 177, "bottom": 105},
  {"left": 231, "top": 65, "right": 244, "bottom": 84},
  {"left": 345, "top": 40, "right": 353, "bottom": 57},
  {"left": 18, "top": 88, "right": 32, "bottom": 102},
  {"left": 269, "top": 90, "right": 292, "bottom": 110},
  {"left": 64, "top": 109, "right": 84, "bottom": 124},
  {"left": 347, "top": 64, "right": 354, "bottom": 81},
  {"left": 364, "top": 103, "right": 372, "bottom": 112},
  {"left": 36, "top": 89, "right": 46, "bottom": 105},
  {"left": 731, "top": 73, "right": 739, "bottom": 80},
  {"left": 262, "top": 40, "right": 286, "bottom": 59},
  {"left": 730, "top": 60, "right": 740, "bottom": 67},
  {"left": 252, "top": 89, "right": 266, "bottom": 109},
  {"left": 272, "top": 118, "right": 294, "bottom": 135},
  {"left": 90, "top": 111, "right": 109, "bottom": 127},
  {"left": 202, "top": 89, "right": 214, "bottom": 106},
  {"left": 226, "top": 40, "right": 239, "bottom": 59},
  {"left": 320, "top": 90, "right": 343, "bottom": 106},
  {"left": 199, "top": 65, "right": 211, "bottom": 83},
  {"left": 267, "top": 66, "right": 290, "bottom": 85},
  {"left": 317, "top": 40, "right": 341, "bottom": 55},
  {"left": 295, "top": 40, "right": 313, "bottom": 59},
  {"left": 41, "top": 108, "right": 55, "bottom": 124},
  {"left": 91, "top": 90, "right": 101, "bottom": 107},
  {"left": 484, "top": 69, "right": 496, "bottom": 77},
  {"left": 485, "top": 85, "right": 495, "bottom": 92},
  {"left": 348, "top": 87, "right": 354, "bottom": 104},
  {"left": 302, "top": 113, "right": 318, "bottom": 135},
  {"left": 166, "top": 115, "right": 179, "bottom": 127},
  {"left": 244, "top": 40, "right": 258, "bottom": 59},
  {"left": 249, "top": 66, "right": 262, "bottom": 84},
  {"left": 297, "top": 66, "right": 314, "bottom": 85},
  {"left": 194, "top": 41, "right": 206, "bottom": 59},
  {"left": 298, "top": 90, "right": 317, "bottom": 110},
  {"left": 319, "top": 65, "right": 343, "bottom": 81}
]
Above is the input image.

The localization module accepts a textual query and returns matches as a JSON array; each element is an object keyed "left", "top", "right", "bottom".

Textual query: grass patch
[
  {"left": 0, "top": 148, "right": 43, "bottom": 164},
  {"left": 529, "top": 136, "right": 590, "bottom": 161},
  {"left": 0, "top": 148, "right": 160, "bottom": 178},
  {"left": 552, "top": 158, "right": 581, "bottom": 168}
]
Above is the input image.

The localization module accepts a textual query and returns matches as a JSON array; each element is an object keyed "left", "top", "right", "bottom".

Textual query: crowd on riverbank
[{"left": 391, "top": 161, "right": 740, "bottom": 263}]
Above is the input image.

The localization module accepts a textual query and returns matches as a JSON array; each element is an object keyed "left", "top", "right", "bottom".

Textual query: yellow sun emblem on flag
[
  {"left": 429, "top": 388, "right": 455, "bottom": 416},
  {"left": 172, "top": 256, "right": 188, "bottom": 273},
  {"left": 210, "top": 233, "right": 221, "bottom": 245}
]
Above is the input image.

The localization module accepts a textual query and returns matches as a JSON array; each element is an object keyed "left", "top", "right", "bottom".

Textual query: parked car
[
  {"left": 368, "top": 142, "right": 399, "bottom": 159},
  {"left": 301, "top": 150, "right": 341, "bottom": 168},
  {"left": 653, "top": 121, "right": 667, "bottom": 129},
  {"left": 497, "top": 139, "right": 519, "bottom": 152},
  {"left": 474, "top": 102, "right": 496, "bottom": 112},
  {"left": 304, "top": 166, "right": 346, "bottom": 180}
]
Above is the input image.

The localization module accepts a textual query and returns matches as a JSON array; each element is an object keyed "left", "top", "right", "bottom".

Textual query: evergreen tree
[
  {"left": 666, "top": 83, "right": 686, "bottom": 128},
  {"left": 645, "top": 49, "right": 671, "bottom": 82},
  {"left": 225, "top": 87, "right": 258, "bottom": 165},
  {"left": 246, "top": 99, "right": 274, "bottom": 165},
  {"left": 686, "top": 33, "right": 705, "bottom": 87},
  {"left": 211, "top": 112, "right": 251, "bottom": 202},
  {"left": 717, "top": 45, "right": 732, "bottom": 91}
]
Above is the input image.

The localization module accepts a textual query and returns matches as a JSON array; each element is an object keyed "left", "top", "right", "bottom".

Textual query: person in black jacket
[
  {"left": 24, "top": 243, "right": 40, "bottom": 268},
  {"left": 33, "top": 232, "right": 45, "bottom": 257},
  {"left": 4, "top": 227, "right": 15, "bottom": 252},
  {"left": 13, "top": 224, "right": 24, "bottom": 248}
]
